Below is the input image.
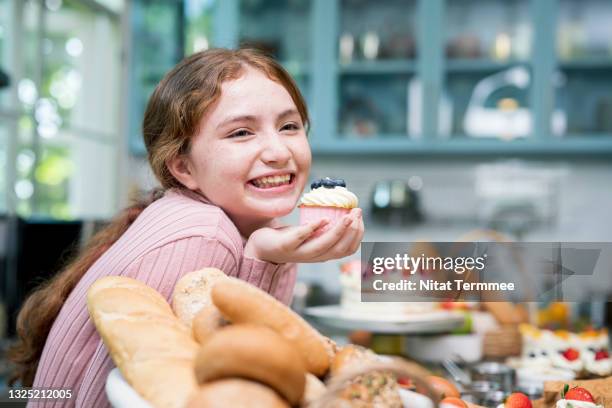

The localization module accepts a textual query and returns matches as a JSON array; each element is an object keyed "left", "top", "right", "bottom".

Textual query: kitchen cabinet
[{"left": 128, "top": 0, "right": 612, "bottom": 156}]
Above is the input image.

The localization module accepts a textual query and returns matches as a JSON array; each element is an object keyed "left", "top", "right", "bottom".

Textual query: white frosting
[
  {"left": 555, "top": 399, "right": 602, "bottom": 408},
  {"left": 584, "top": 358, "right": 612, "bottom": 376},
  {"left": 551, "top": 354, "right": 584, "bottom": 372},
  {"left": 299, "top": 186, "right": 358, "bottom": 208}
]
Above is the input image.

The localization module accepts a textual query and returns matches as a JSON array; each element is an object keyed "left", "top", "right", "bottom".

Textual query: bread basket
[{"left": 482, "top": 324, "right": 522, "bottom": 358}]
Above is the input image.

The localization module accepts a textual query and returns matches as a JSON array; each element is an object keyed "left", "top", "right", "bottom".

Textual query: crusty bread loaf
[
  {"left": 301, "top": 373, "right": 327, "bottom": 406},
  {"left": 211, "top": 277, "right": 331, "bottom": 376},
  {"left": 187, "top": 379, "right": 289, "bottom": 408},
  {"left": 329, "top": 345, "right": 402, "bottom": 407},
  {"left": 330, "top": 344, "right": 378, "bottom": 376},
  {"left": 87, "top": 276, "right": 199, "bottom": 408},
  {"left": 194, "top": 324, "right": 306, "bottom": 405},
  {"left": 172, "top": 268, "right": 227, "bottom": 328},
  {"left": 192, "top": 306, "right": 228, "bottom": 344}
]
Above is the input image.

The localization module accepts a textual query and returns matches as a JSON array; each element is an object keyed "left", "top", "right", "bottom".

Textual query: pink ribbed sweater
[{"left": 29, "top": 189, "right": 296, "bottom": 407}]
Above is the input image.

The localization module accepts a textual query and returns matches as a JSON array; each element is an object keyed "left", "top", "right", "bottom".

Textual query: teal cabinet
[
  {"left": 128, "top": 0, "right": 184, "bottom": 155},
  {"left": 128, "top": 0, "right": 612, "bottom": 155},
  {"left": 556, "top": 0, "right": 612, "bottom": 136}
]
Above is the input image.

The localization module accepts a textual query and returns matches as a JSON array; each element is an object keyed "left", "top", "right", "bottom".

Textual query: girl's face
[{"left": 176, "top": 67, "right": 311, "bottom": 231}]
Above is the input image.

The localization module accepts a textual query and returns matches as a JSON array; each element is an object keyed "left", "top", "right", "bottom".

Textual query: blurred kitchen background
[{"left": 1, "top": 0, "right": 612, "bottom": 362}]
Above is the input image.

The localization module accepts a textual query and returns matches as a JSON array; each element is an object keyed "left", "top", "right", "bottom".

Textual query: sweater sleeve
[
  {"left": 239, "top": 257, "right": 297, "bottom": 305},
  {"left": 128, "top": 235, "right": 240, "bottom": 302},
  {"left": 70, "top": 236, "right": 239, "bottom": 407}
]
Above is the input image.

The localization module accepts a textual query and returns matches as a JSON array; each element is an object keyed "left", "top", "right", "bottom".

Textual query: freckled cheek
[
  {"left": 290, "top": 136, "right": 312, "bottom": 173},
  {"left": 208, "top": 148, "right": 252, "bottom": 187}
]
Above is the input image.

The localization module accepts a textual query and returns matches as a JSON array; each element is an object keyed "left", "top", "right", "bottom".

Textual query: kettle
[{"left": 370, "top": 179, "right": 422, "bottom": 225}]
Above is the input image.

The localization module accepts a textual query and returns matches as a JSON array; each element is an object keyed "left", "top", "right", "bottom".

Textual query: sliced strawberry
[
  {"left": 595, "top": 349, "right": 610, "bottom": 360},
  {"left": 564, "top": 386, "right": 595, "bottom": 403},
  {"left": 505, "top": 392, "right": 533, "bottom": 408},
  {"left": 562, "top": 348, "right": 580, "bottom": 361}
]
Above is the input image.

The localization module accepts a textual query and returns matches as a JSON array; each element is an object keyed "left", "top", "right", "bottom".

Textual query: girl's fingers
[
  {"left": 348, "top": 218, "right": 365, "bottom": 253},
  {"left": 291, "top": 218, "right": 330, "bottom": 243},
  {"left": 300, "top": 210, "right": 363, "bottom": 259},
  {"left": 311, "top": 216, "right": 363, "bottom": 261},
  {"left": 297, "top": 214, "right": 353, "bottom": 256}
]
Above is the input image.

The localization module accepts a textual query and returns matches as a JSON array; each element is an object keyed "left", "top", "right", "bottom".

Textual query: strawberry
[
  {"left": 595, "top": 349, "right": 609, "bottom": 360},
  {"left": 562, "top": 348, "right": 580, "bottom": 361},
  {"left": 505, "top": 392, "right": 533, "bottom": 408},
  {"left": 562, "top": 384, "right": 595, "bottom": 403}
]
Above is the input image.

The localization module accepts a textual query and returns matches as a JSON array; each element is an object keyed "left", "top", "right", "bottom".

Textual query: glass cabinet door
[
  {"left": 556, "top": 0, "right": 612, "bottom": 136},
  {"left": 337, "top": 0, "right": 418, "bottom": 139},
  {"left": 128, "top": 0, "right": 184, "bottom": 154},
  {"left": 442, "top": 0, "right": 533, "bottom": 140},
  {"left": 238, "top": 0, "right": 311, "bottom": 103}
]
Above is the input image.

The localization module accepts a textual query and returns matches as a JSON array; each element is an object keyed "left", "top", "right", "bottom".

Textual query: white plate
[
  {"left": 404, "top": 334, "right": 483, "bottom": 363},
  {"left": 107, "top": 367, "right": 435, "bottom": 408},
  {"left": 305, "top": 305, "right": 465, "bottom": 334},
  {"left": 106, "top": 368, "right": 152, "bottom": 408}
]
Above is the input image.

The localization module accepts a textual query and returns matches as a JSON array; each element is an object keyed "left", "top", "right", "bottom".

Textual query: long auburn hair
[{"left": 8, "top": 48, "right": 309, "bottom": 386}]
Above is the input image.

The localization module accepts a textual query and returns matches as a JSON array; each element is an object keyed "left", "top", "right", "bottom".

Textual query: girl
[{"left": 9, "top": 48, "right": 364, "bottom": 407}]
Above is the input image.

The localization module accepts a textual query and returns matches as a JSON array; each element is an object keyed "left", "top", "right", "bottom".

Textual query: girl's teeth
[{"left": 252, "top": 174, "right": 291, "bottom": 188}]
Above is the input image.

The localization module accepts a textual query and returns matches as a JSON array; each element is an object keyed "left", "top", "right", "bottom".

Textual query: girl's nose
[{"left": 260, "top": 133, "right": 292, "bottom": 165}]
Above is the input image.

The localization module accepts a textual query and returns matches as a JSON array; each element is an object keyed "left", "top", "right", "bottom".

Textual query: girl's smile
[{"left": 248, "top": 172, "right": 296, "bottom": 193}]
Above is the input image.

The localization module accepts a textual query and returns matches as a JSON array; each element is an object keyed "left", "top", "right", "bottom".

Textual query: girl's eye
[
  {"left": 228, "top": 129, "right": 252, "bottom": 138},
  {"left": 281, "top": 122, "right": 300, "bottom": 132}
]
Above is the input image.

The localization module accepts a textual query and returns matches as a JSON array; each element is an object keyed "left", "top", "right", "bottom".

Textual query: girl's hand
[{"left": 244, "top": 208, "right": 364, "bottom": 264}]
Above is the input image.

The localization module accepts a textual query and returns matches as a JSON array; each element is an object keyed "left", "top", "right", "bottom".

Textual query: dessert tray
[{"left": 304, "top": 305, "right": 465, "bottom": 334}]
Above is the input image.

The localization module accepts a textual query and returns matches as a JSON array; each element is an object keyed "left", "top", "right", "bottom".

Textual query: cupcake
[{"left": 299, "top": 177, "right": 358, "bottom": 231}]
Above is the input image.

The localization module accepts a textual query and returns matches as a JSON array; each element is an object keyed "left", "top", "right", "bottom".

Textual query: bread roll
[
  {"left": 194, "top": 324, "right": 306, "bottom": 405},
  {"left": 211, "top": 277, "right": 330, "bottom": 376},
  {"left": 87, "top": 276, "right": 199, "bottom": 408},
  {"left": 301, "top": 373, "right": 327, "bottom": 406},
  {"left": 172, "top": 268, "right": 227, "bottom": 327},
  {"left": 187, "top": 379, "right": 289, "bottom": 408},
  {"left": 329, "top": 345, "right": 402, "bottom": 407},
  {"left": 192, "top": 306, "right": 228, "bottom": 344}
]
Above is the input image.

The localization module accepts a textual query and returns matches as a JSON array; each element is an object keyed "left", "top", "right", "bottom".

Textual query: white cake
[
  {"left": 511, "top": 325, "right": 611, "bottom": 378},
  {"left": 339, "top": 260, "right": 438, "bottom": 316}
]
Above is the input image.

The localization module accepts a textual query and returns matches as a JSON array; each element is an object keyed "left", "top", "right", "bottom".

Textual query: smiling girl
[{"left": 9, "top": 48, "right": 363, "bottom": 407}]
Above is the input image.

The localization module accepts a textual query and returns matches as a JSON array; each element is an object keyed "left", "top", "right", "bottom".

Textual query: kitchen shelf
[
  {"left": 445, "top": 59, "right": 529, "bottom": 73},
  {"left": 126, "top": 0, "right": 612, "bottom": 157},
  {"left": 310, "top": 135, "right": 612, "bottom": 155},
  {"left": 558, "top": 58, "right": 612, "bottom": 70},
  {"left": 338, "top": 60, "right": 417, "bottom": 75}
]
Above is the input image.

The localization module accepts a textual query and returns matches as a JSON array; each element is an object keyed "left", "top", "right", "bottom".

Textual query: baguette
[
  {"left": 87, "top": 276, "right": 199, "bottom": 408},
  {"left": 194, "top": 324, "right": 306, "bottom": 405},
  {"left": 211, "top": 277, "right": 331, "bottom": 376},
  {"left": 187, "top": 379, "right": 289, "bottom": 408},
  {"left": 172, "top": 268, "right": 227, "bottom": 328}
]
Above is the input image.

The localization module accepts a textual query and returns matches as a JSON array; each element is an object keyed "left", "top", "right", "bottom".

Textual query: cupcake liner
[{"left": 300, "top": 206, "right": 351, "bottom": 237}]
